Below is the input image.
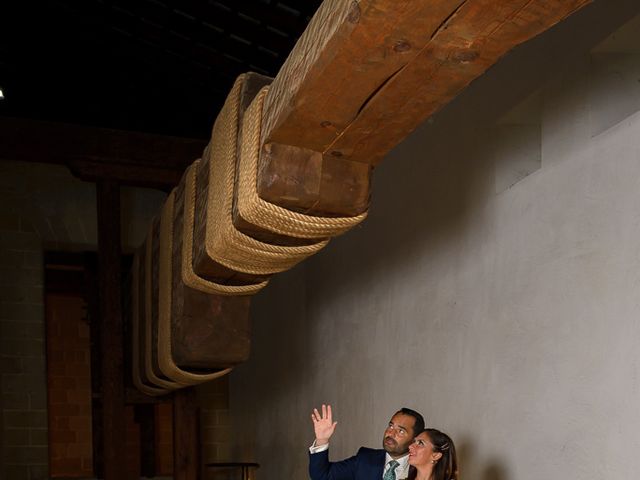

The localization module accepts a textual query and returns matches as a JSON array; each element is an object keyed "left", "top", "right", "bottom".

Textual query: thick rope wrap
[
  {"left": 144, "top": 224, "right": 181, "bottom": 390},
  {"left": 158, "top": 190, "right": 233, "bottom": 385},
  {"left": 237, "top": 86, "right": 368, "bottom": 238},
  {"left": 131, "top": 252, "right": 168, "bottom": 396},
  {"left": 183, "top": 160, "right": 268, "bottom": 295},
  {"left": 202, "top": 74, "right": 329, "bottom": 275}
]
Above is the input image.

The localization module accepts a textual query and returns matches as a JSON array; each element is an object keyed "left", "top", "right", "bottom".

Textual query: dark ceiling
[{"left": 0, "top": 0, "right": 322, "bottom": 139}]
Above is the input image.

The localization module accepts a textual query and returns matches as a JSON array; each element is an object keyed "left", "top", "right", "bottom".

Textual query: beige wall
[{"left": 229, "top": 2, "right": 640, "bottom": 479}]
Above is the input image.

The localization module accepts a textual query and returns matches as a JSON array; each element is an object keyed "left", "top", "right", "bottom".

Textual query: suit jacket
[{"left": 309, "top": 447, "right": 386, "bottom": 480}]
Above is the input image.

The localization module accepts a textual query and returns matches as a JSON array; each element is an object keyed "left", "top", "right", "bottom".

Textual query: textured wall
[
  {"left": 0, "top": 161, "right": 165, "bottom": 478},
  {"left": 46, "top": 294, "right": 93, "bottom": 477},
  {"left": 0, "top": 190, "right": 48, "bottom": 480},
  {"left": 229, "top": 2, "right": 640, "bottom": 479}
]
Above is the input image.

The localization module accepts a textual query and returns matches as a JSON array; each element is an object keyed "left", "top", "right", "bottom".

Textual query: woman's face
[{"left": 408, "top": 432, "right": 441, "bottom": 467}]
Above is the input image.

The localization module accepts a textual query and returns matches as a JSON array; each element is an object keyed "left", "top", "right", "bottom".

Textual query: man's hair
[{"left": 396, "top": 407, "right": 425, "bottom": 437}]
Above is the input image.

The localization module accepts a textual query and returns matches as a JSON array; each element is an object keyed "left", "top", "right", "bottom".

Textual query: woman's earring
[{"left": 431, "top": 460, "right": 437, "bottom": 464}]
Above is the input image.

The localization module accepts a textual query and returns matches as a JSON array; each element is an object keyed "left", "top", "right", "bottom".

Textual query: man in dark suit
[{"left": 308, "top": 404, "right": 425, "bottom": 480}]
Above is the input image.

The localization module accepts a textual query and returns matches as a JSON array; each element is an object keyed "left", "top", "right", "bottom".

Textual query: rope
[
  {"left": 182, "top": 160, "right": 269, "bottom": 295},
  {"left": 236, "top": 86, "right": 368, "bottom": 238},
  {"left": 144, "top": 223, "right": 182, "bottom": 389},
  {"left": 157, "top": 190, "right": 233, "bottom": 385},
  {"left": 200, "top": 74, "right": 329, "bottom": 275},
  {"left": 131, "top": 251, "right": 169, "bottom": 396}
]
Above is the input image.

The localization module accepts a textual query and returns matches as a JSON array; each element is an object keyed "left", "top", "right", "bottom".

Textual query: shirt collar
[{"left": 384, "top": 453, "right": 410, "bottom": 478}]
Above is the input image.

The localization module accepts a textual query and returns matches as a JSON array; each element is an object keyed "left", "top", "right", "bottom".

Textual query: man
[{"left": 309, "top": 404, "right": 425, "bottom": 480}]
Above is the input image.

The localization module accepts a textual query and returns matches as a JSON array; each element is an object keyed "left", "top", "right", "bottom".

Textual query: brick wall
[
  {"left": 46, "top": 294, "right": 93, "bottom": 477},
  {"left": 199, "top": 376, "right": 242, "bottom": 480},
  {"left": 0, "top": 160, "right": 170, "bottom": 478},
  {"left": 0, "top": 210, "right": 49, "bottom": 480}
]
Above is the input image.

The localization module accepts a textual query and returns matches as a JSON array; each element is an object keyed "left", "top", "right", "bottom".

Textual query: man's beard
[{"left": 383, "top": 436, "right": 398, "bottom": 453}]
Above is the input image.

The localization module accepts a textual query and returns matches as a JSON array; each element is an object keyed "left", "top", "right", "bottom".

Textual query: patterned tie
[{"left": 382, "top": 460, "right": 399, "bottom": 480}]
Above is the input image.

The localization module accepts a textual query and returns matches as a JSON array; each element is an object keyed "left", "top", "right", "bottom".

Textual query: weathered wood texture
[
  {"left": 171, "top": 174, "right": 251, "bottom": 369},
  {"left": 256, "top": 143, "right": 372, "bottom": 217},
  {"left": 173, "top": 388, "right": 200, "bottom": 480},
  {"left": 257, "top": 0, "right": 591, "bottom": 214},
  {"left": 96, "top": 180, "right": 126, "bottom": 479},
  {"left": 0, "top": 117, "right": 206, "bottom": 188}
]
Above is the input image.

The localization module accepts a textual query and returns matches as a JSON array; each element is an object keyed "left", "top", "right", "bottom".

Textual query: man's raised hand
[{"left": 311, "top": 404, "right": 338, "bottom": 446}]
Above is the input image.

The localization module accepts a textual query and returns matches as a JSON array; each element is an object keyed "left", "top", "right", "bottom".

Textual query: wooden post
[
  {"left": 96, "top": 180, "right": 126, "bottom": 478},
  {"left": 173, "top": 388, "right": 200, "bottom": 480},
  {"left": 134, "top": 405, "right": 157, "bottom": 477}
]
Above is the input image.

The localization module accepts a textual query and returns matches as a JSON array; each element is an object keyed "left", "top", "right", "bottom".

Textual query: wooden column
[
  {"left": 173, "top": 388, "right": 200, "bottom": 480},
  {"left": 96, "top": 180, "right": 126, "bottom": 478},
  {"left": 134, "top": 405, "right": 157, "bottom": 477}
]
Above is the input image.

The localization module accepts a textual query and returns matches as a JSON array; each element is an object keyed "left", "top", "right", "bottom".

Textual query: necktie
[{"left": 382, "top": 460, "right": 399, "bottom": 480}]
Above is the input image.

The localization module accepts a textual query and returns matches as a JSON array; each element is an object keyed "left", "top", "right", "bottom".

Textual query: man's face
[{"left": 382, "top": 413, "right": 416, "bottom": 458}]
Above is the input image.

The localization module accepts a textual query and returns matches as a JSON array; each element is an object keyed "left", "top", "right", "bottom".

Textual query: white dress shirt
[{"left": 383, "top": 452, "right": 410, "bottom": 480}]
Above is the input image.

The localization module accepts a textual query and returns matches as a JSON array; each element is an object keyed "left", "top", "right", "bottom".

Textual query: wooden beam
[
  {"left": 327, "top": 0, "right": 593, "bottom": 165},
  {"left": 0, "top": 117, "right": 206, "bottom": 187},
  {"left": 172, "top": 171, "right": 252, "bottom": 369},
  {"left": 96, "top": 180, "right": 126, "bottom": 479},
  {"left": 256, "top": 0, "right": 591, "bottom": 214},
  {"left": 173, "top": 388, "right": 200, "bottom": 480},
  {"left": 68, "top": 160, "right": 183, "bottom": 190},
  {"left": 260, "top": 0, "right": 464, "bottom": 152}
]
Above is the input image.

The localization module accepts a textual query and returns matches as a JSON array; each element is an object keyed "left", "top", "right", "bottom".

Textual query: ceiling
[{"left": 0, "top": 0, "right": 322, "bottom": 139}]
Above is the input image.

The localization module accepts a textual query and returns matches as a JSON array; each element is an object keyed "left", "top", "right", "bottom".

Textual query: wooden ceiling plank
[
  {"left": 0, "top": 117, "right": 205, "bottom": 188},
  {"left": 175, "top": 0, "right": 299, "bottom": 55},
  {"left": 110, "top": 0, "right": 283, "bottom": 73},
  {"left": 0, "top": 117, "right": 204, "bottom": 167}
]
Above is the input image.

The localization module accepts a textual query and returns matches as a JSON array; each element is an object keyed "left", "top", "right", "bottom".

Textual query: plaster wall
[{"left": 229, "top": 1, "right": 640, "bottom": 479}]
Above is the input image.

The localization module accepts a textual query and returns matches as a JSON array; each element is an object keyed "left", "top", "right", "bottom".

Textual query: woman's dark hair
[
  {"left": 407, "top": 428, "right": 458, "bottom": 480},
  {"left": 426, "top": 428, "right": 458, "bottom": 480}
]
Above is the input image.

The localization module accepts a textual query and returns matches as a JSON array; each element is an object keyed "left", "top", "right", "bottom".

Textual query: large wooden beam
[
  {"left": 0, "top": 117, "right": 206, "bottom": 188},
  {"left": 96, "top": 180, "right": 126, "bottom": 479},
  {"left": 326, "top": 0, "right": 592, "bottom": 165},
  {"left": 256, "top": 0, "right": 591, "bottom": 215}
]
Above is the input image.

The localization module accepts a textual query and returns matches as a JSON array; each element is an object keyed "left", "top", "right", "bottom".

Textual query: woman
[{"left": 407, "top": 428, "right": 458, "bottom": 480}]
